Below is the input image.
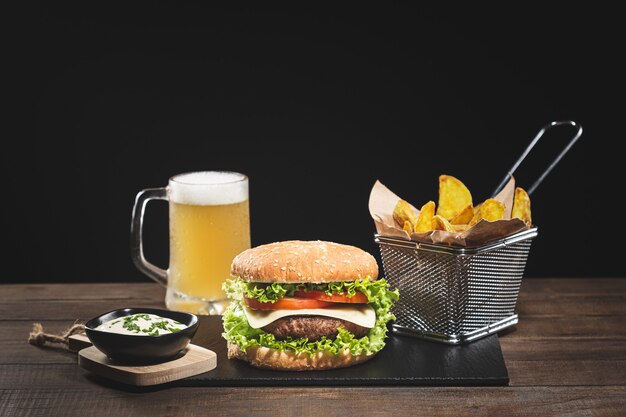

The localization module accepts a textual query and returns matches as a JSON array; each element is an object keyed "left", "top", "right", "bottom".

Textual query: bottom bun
[{"left": 227, "top": 342, "right": 376, "bottom": 371}]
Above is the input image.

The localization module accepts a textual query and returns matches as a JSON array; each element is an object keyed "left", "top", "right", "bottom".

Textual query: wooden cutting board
[{"left": 72, "top": 335, "right": 217, "bottom": 386}]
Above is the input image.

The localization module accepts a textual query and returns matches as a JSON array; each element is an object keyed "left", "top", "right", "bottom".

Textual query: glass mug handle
[{"left": 130, "top": 188, "right": 168, "bottom": 286}]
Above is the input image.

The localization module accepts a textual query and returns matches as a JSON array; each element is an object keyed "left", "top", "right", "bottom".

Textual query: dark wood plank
[
  {"left": 519, "top": 278, "right": 626, "bottom": 296},
  {"left": 0, "top": 283, "right": 164, "bottom": 301},
  {"left": 506, "top": 360, "right": 626, "bottom": 387},
  {"left": 0, "top": 343, "right": 78, "bottom": 365},
  {"left": 0, "top": 364, "right": 87, "bottom": 390},
  {"left": 0, "top": 300, "right": 167, "bottom": 321},
  {"left": 0, "top": 321, "right": 87, "bottom": 364},
  {"left": 500, "top": 338, "right": 626, "bottom": 361},
  {"left": 1, "top": 386, "right": 625, "bottom": 417},
  {"left": 501, "top": 316, "right": 626, "bottom": 339},
  {"left": 517, "top": 294, "right": 626, "bottom": 316}
]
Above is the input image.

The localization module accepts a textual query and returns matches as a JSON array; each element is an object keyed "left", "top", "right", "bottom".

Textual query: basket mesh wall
[{"left": 378, "top": 239, "right": 532, "bottom": 337}]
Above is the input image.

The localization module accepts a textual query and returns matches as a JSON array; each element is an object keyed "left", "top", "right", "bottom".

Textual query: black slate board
[{"left": 176, "top": 316, "right": 509, "bottom": 386}]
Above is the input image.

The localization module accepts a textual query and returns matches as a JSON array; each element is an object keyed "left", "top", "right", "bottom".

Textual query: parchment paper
[{"left": 368, "top": 177, "right": 529, "bottom": 247}]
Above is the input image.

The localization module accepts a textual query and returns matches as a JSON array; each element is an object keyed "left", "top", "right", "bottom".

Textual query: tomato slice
[
  {"left": 244, "top": 296, "right": 335, "bottom": 311},
  {"left": 293, "top": 290, "right": 369, "bottom": 304}
]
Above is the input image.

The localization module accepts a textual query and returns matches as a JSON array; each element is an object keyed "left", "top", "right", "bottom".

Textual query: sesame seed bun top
[{"left": 230, "top": 240, "right": 379, "bottom": 283}]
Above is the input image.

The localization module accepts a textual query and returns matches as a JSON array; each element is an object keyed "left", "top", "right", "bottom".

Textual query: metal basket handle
[{"left": 492, "top": 120, "right": 583, "bottom": 197}]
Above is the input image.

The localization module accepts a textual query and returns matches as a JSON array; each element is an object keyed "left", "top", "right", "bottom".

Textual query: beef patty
[{"left": 262, "top": 315, "right": 370, "bottom": 341}]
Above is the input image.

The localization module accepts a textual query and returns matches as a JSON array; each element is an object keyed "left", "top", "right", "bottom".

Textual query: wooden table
[{"left": 1, "top": 279, "right": 625, "bottom": 416}]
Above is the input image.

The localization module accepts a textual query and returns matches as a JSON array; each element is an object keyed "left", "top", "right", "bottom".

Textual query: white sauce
[{"left": 95, "top": 313, "right": 187, "bottom": 336}]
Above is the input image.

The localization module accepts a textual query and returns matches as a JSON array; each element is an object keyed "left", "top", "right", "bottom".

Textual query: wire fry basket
[{"left": 375, "top": 121, "right": 582, "bottom": 344}]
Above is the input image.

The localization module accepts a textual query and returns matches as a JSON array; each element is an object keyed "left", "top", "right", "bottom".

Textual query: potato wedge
[
  {"left": 414, "top": 201, "right": 436, "bottom": 233},
  {"left": 436, "top": 175, "right": 473, "bottom": 220},
  {"left": 432, "top": 215, "right": 470, "bottom": 233},
  {"left": 393, "top": 199, "right": 418, "bottom": 230},
  {"left": 473, "top": 202, "right": 483, "bottom": 216},
  {"left": 450, "top": 204, "right": 474, "bottom": 225},
  {"left": 469, "top": 198, "right": 505, "bottom": 226},
  {"left": 480, "top": 199, "right": 505, "bottom": 221},
  {"left": 511, "top": 187, "right": 532, "bottom": 225},
  {"left": 431, "top": 214, "right": 455, "bottom": 232}
]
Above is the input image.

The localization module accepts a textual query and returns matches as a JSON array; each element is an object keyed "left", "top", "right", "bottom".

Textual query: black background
[{"left": 6, "top": 3, "right": 624, "bottom": 283}]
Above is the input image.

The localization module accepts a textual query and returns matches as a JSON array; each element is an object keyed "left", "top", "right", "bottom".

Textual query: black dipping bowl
[{"left": 85, "top": 308, "right": 199, "bottom": 363}]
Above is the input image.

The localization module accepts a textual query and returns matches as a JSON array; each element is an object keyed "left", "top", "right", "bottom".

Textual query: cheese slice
[{"left": 242, "top": 304, "right": 376, "bottom": 329}]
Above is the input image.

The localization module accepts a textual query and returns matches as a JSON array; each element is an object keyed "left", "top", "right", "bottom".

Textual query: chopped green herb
[{"left": 122, "top": 321, "right": 141, "bottom": 333}]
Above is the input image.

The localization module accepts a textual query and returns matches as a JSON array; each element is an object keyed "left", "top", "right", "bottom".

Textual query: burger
[{"left": 222, "top": 240, "right": 399, "bottom": 371}]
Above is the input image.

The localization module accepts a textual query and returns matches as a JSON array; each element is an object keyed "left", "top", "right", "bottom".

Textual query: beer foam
[{"left": 168, "top": 171, "right": 248, "bottom": 205}]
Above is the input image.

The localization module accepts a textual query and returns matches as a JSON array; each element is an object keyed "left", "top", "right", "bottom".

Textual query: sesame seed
[
  {"left": 281, "top": 267, "right": 286, "bottom": 271},
  {"left": 273, "top": 263, "right": 278, "bottom": 267}
]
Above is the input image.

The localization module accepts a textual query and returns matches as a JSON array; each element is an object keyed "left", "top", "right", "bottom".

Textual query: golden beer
[
  {"left": 167, "top": 200, "right": 250, "bottom": 313},
  {"left": 161, "top": 171, "right": 250, "bottom": 314}
]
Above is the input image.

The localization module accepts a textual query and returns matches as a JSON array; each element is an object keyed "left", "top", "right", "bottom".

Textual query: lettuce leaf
[
  {"left": 223, "top": 277, "right": 395, "bottom": 304},
  {"left": 221, "top": 277, "right": 399, "bottom": 356}
]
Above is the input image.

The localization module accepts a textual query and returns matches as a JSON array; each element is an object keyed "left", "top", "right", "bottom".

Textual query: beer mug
[{"left": 131, "top": 171, "right": 250, "bottom": 315}]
